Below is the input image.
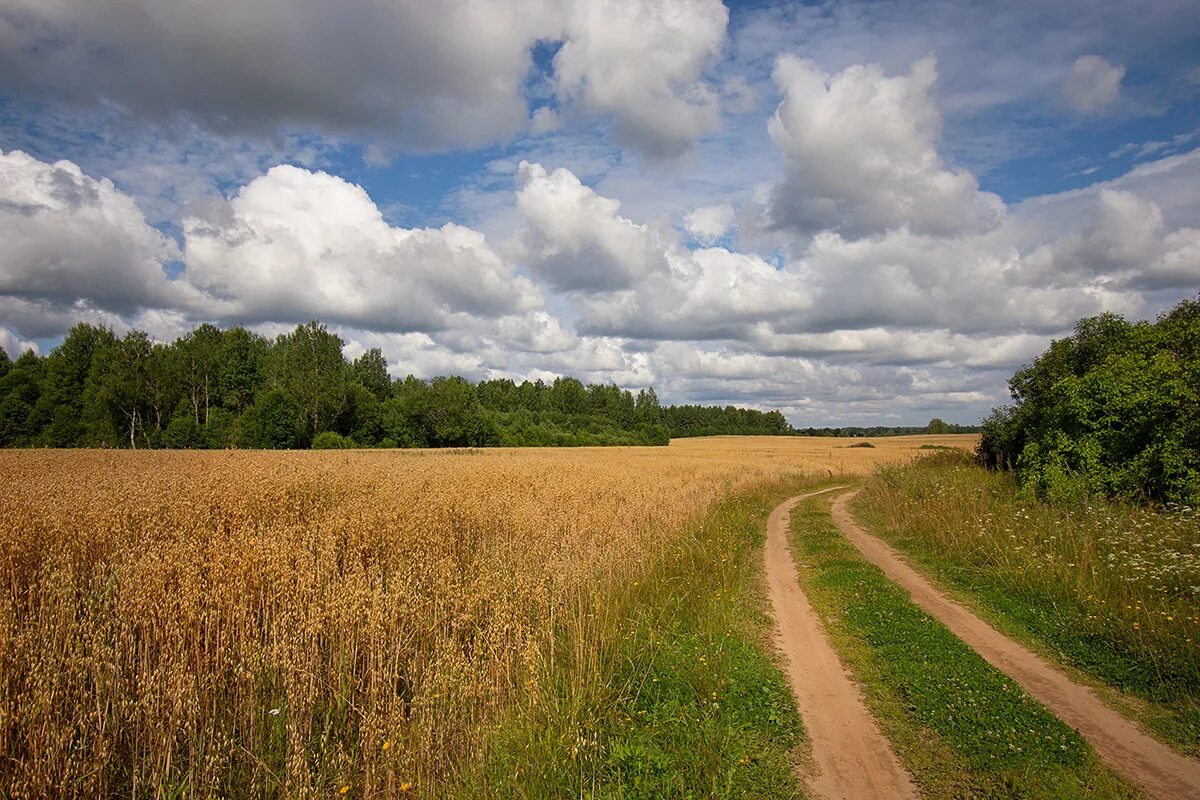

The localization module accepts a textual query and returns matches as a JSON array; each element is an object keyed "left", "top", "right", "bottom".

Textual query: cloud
[
  {"left": 1060, "top": 55, "right": 1125, "bottom": 113},
  {"left": 553, "top": 0, "right": 728, "bottom": 157},
  {"left": 1020, "top": 189, "right": 1200, "bottom": 290},
  {"left": 579, "top": 246, "right": 814, "bottom": 340},
  {"left": 182, "top": 164, "right": 543, "bottom": 332},
  {"left": 0, "top": 1, "right": 564, "bottom": 151},
  {"left": 0, "top": 0, "right": 734, "bottom": 158},
  {"left": 513, "top": 161, "right": 670, "bottom": 291},
  {"left": 767, "top": 56, "right": 1004, "bottom": 238},
  {"left": 0, "top": 149, "right": 186, "bottom": 314},
  {"left": 0, "top": 326, "right": 37, "bottom": 358},
  {"left": 683, "top": 203, "right": 735, "bottom": 243}
]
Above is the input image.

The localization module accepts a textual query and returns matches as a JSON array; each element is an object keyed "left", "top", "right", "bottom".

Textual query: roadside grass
[
  {"left": 790, "top": 493, "right": 1140, "bottom": 799},
  {"left": 854, "top": 452, "right": 1200, "bottom": 755},
  {"left": 457, "top": 479, "right": 829, "bottom": 799}
]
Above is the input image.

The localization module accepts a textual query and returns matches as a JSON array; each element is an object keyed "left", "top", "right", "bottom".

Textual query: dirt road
[
  {"left": 830, "top": 489, "right": 1200, "bottom": 800},
  {"left": 764, "top": 488, "right": 918, "bottom": 800}
]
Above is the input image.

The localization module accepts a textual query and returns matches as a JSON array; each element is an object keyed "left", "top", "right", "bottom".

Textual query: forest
[
  {"left": 978, "top": 294, "right": 1200, "bottom": 505},
  {"left": 0, "top": 321, "right": 799, "bottom": 449}
]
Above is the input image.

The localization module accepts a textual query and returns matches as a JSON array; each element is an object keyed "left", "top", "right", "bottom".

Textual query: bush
[
  {"left": 978, "top": 295, "right": 1200, "bottom": 505},
  {"left": 312, "top": 431, "right": 354, "bottom": 450},
  {"left": 161, "top": 415, "right": 200, "bottom": 449},
  {"left": 235, "top": 390, "right": 306, "bottom": 449}
]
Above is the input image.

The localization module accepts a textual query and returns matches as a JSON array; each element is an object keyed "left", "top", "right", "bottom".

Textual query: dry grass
[{"left": 0, "top": 436, "right": 973, "bottom": 797}]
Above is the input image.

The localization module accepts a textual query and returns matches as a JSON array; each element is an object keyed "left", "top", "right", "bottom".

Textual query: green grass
[
  {"left": 455, "top": 479, "right": 828, "bottom": 799},
  {"left": 789, "top": 493, "right": 1139, "bottom": 799},
  {"left": 854, "top": 452, "right": 1200, "bottom": 755}
]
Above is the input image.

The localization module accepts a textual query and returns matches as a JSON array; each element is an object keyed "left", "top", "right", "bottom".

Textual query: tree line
[
  {"left": 798, "top": 419, "right": 980, "bottom": 438},
  {"left": 0, "top": 320, "right": 824, "bottom": 449},
  {"left": 978, "top": 294, "right": 1199, "bottom": 505}
]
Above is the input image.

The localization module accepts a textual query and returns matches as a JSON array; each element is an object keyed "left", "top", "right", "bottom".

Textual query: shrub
[{"left": 311, "top": 431, "right": 354, "bottom": 449}]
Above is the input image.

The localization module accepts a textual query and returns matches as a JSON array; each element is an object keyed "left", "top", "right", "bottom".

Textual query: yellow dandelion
[
  {"left": 400, "top": 781, "right": 414, "bottom": 791},
  {"left": 340, "top": 786, "right": 350, "bottom": 795},
  {"left": 382, "top": 740, "right": 392, "bottom": 751}
]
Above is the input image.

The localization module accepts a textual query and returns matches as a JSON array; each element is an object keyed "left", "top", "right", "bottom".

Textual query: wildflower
[
  {"left": 340, "top": 786, "right": 350, "bottom": 795},
  {"left": 382, "top": 740, "right": 392, "bottom": 750},
  {"left": 400, "top": 782, "right": 414, "bottom": 792},
  {"left": 268, "top": 708, "right": 281, "bottom": 716}
]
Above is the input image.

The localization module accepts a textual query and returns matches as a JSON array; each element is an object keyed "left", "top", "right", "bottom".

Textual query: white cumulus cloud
[
  {"left": 1060, "top": 55, "right": 1125, "bottom": 114},
  {"left": 513, "top": 161, "right": 670, "bottom": 291},
  {"left": 684, "top": 203, "right": 735, "bottom": 243},
  {"left": 554, "top": 0, "right": 728, "bottom": 158},
  {"left": 767, "top": 56, "right": 1004, "bottom": 238},
  {"left": 182, "top": 165, "right": 543, "bottom": 332},
  {"left": 0, "top": 149, "right": 185, "bottom": 314}
]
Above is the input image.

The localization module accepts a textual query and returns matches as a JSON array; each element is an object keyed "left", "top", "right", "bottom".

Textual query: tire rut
[{"left": 764, "top": 487, "right": 919, "bottom": 800}]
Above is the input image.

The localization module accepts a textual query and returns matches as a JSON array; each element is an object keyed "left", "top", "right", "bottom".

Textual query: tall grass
[
  {"left": 855, "top": 452, "right": 1200, "bottom": 752},
  {"left": 462, "top": 480, "right": 815, "bottom": 798},
  {"left": 0, "top": 442, "right": 894, "bottom": 797}
]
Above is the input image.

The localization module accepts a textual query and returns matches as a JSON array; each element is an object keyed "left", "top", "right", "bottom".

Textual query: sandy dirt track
[
  {"left": 765, "top": 488, "right": 919, "bottom": 800},
  {"left": 831, "top": 490, "right": 1200, "bottom": 800}
]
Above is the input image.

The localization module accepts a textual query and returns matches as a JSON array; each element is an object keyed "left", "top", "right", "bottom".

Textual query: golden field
[{"left": 0, "top": 435, "right": 973, "bottom": 798}]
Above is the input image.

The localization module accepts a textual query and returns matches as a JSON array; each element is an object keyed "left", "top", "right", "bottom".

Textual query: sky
[{"left": 1, "top": 0, "right": 1198, "bottom": 427}]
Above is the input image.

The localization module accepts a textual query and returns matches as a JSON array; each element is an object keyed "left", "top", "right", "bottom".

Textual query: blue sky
[{"left": 1, "top": 0, "right": 1198, "bottom": 425}]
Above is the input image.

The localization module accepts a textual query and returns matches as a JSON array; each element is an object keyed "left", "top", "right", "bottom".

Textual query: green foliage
[
  {"left": 0, "top": 350, "right": 44, "bottom": 446},
  {"left": 267, "top": 321, "right": 348, "bottom": 435},
  {"left": 926, "top": 417, "right": 950, "bottom": 434},
  {"left": 162, "top": 414, "right": 202, "bottom": 449},
  {"left": 311, "top": 431, "right": 354, "bottom": 449},
  {"left": 1, "top": 319, "right": 797, "bottom": 450},
  {"left": 978, "top": 295, "right": 1200, "bottom": 504},
  {"left": 846, "top": 441, "right": 876, "bottom": 448},
  {"left": 236, "top": 389, "right": 306, "bottom": 449},
  {"left": 662, "top": 403, "right": 791, "bottom": 438},
  {"left": 350, "top": 347, "right": 390, "bottom": 400}
]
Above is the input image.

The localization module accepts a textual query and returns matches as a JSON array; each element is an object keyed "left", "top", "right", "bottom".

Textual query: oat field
[{"left": 0, "top": 436, "right": 972, "bottom": 798}]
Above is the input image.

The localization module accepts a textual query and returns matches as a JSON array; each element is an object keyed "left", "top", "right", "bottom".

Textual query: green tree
[
  {"left": 37, "top": 323, "right": 117, "bottom": 446},
  {"left": 216, "top": 326, "right": 267, "bottom": 415},
  {"left": 549, "top": 376, "right": 588, "bottom": 416},
  {"left": 351, "top": 348, "right": 391, "bottom": 400},
  {"left": 268, "top": 322, "right": 347, "bottom": 435},
  {"left": 174, "top": 323, "right": 223, "bottom": 426},
  {"left": 423, "top": 376, "right": 494, "bottom": 447},
  {"left": 90, "top": 331, "right": 155, "bottom": 449},
  {"left": 236, "top": 389, "right": 306, "bottom": 449},
  {"left": 926, "top": 418, "right": 950, "bottom": 435},
  {"left": 978, "top": 295, "right": 1200, "bottom": 504},
  {"left": 635, "top": 386, "right": 663, "bottom": 426},
  {"left": 0, "top": 351, "right": 45, "bottom": 446}
]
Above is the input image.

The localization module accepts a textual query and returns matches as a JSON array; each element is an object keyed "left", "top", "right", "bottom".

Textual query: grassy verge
[
  {"left": 455, "top": 478, "right": 831, "bottom": 799},
  {"left": 854, "top": 452, "right": 1200, "bottom": 755},
  {"left": 789, "top": 492, "right": 1139, "bottom": 799}
]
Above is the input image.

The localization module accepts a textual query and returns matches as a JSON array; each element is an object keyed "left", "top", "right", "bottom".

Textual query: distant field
[{"left": 0, "top": 436, "right": 972, "bottom": 797}]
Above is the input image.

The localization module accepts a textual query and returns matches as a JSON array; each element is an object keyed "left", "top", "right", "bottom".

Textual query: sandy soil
[
  {"left": 831, "top": 490, "right": 1200, "bottom": 800},
  {"left": 765, "top": 488, "right": 919, "bottom": 800}
]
